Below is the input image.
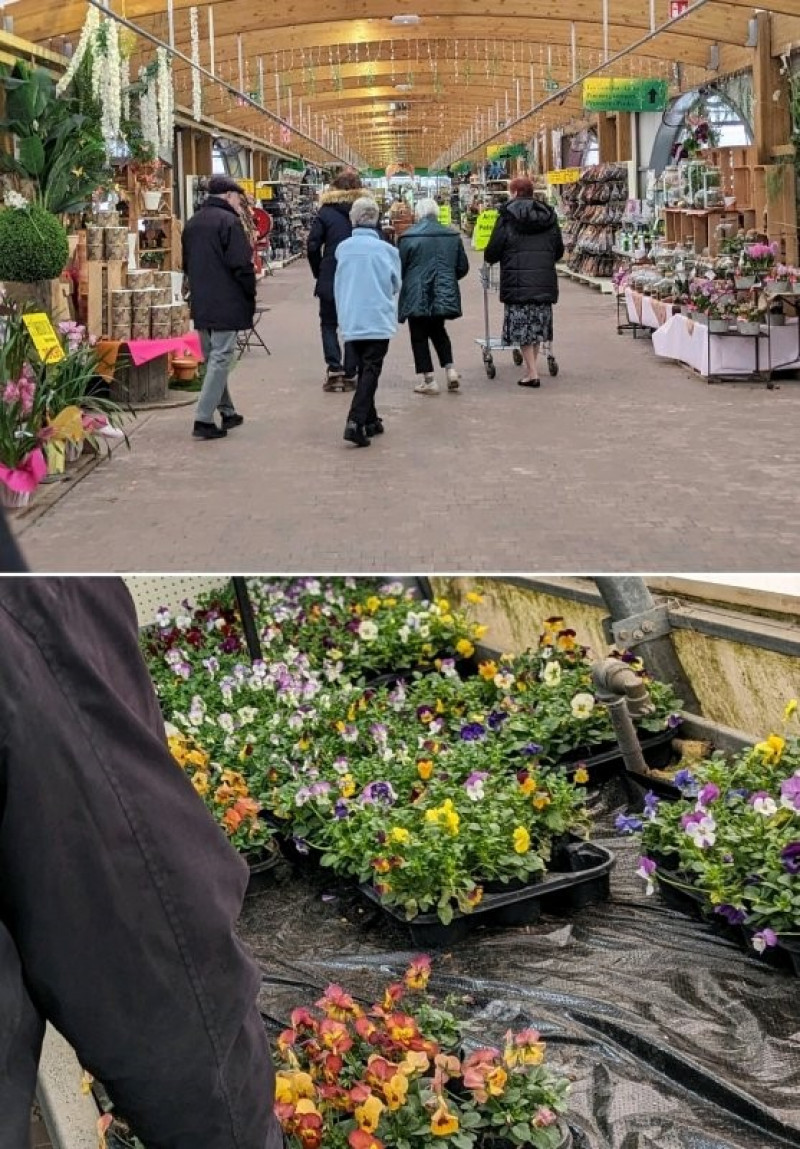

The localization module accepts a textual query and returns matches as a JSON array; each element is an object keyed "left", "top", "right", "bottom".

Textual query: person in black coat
[
  {"left": 397, "top": 198, "right": 469, "bottom": 395},
  {"left": 0, "top": 506, "right": 26, "bottom": 572},
  {"left": 0, "top": 577, "right": 284, "bottom": 1149},
  {"left": 306, "top": 170, "right": 364, "bottom": 390},
  {"left": 182, "top": 176, "right": 256, "bottom": 439},
  {"left": 484, "top": 176, "right": 564, "bottom": 389}
]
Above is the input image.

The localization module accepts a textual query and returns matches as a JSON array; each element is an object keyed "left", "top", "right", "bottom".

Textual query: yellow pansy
[
  {"left": 191, "top": 771, "right": 210, "bottom": 796},
  {"left": 519, "top": 775, "right": 537, "bottom": 796},
  {"left": 417, "top": 759, "right": 434, "bottom": 780},
  {"left": 440, "top": 614, "right": 454, "bottom": 625},
  {"left": 479, "top": 660, "right": 498, "bottom": 680},
  {"left": 472, "top": 625, "right": 488, "bottom": 639},
  {"left": 574, "top": 767, "right": 589, "bottom": 785},
  {"left": 784, "top": 699, "right": 798, "bottom": 721},
  {"left": 389, "top": 827, "right": 410, "bottom": 844},
  {"left": 430, "top": 1102, "right": 459, "bottom": 1137},
  {"left": 466, "top": 591, "right": 484, "bottom": 605},
  {"left": 513, "top": 827, "right": 530, "bottom": 854},
  {"left": 355, "top": 1094, "right": 385, "bottom": 1133},
  {"left": 436, "top": 598, "right": 451, "bottom": 612},
  {"left": 384, "top": 1073, "right": 409, "bottom": 1110},
  {"left": 382, "top": 597, "right": 397, "bottom": 607},
  {"left": 298, "top": 737, "right": 310, "bottom": 752},
  {"left": 435, "top": 699, "right": 446, "bottom": 714},
  {"left": 486, "top": 1066, "right": 508, "bottom": 1096},
  {"left": 340, "top": 774, "right": 356, "bottom": 798},
  {"left": 366, "top": 596, "right": 382, "bottom": 613},
  {"left": 754, "top": 734, "right": 785, "bottom": 765},
  {"left": 533, "top": 794, "right": 551, "bottom": 811},
  {"left": 185, "top": 748, "right": 209, "bottom": 769},
  {"left": 456, "top": 638, "right": 475, "bottom": 658},
  {"left": 422, "top": 643, "right": 434, "bottom": 657},
  {"left": 399, "top": 1050, "right": 430, "bottom": 1076}
]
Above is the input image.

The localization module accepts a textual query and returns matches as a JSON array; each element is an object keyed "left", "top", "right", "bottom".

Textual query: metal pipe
[
  {"left": 594, "top": 577, "right": 702, "bottom": 712},
  {"left": 591, "top": 658, "right": 652, "bottom": 772},
  {"left": 232, "top": 577, "right": 262, "bottom": 662}
]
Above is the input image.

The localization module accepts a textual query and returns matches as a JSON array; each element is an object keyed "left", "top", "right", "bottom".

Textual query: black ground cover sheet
[{"left": 240, "top": 775, "right": 800, "bottom": 1149}]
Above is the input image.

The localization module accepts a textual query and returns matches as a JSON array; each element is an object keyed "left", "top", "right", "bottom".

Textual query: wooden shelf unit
[{"left": 125, "top": 167, "right": 178, "bottom": 271}]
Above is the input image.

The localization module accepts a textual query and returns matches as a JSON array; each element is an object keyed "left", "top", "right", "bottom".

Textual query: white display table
[{"left": 652, "top": 313, "right": 800, "bottom": 379}]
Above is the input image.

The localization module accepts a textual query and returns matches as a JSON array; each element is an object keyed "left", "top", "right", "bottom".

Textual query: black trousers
[
  {"left": 408, "top": 315, "right": 453, "bottom": 375},
  {"left": 319, "top": 294, "right": 358, "bottom": 377},
  {"left": 0, "top": 579, "right": 283, "bottom": 1149},
  {"left": 347, "top": 338, "right": 390, "bottom": 426}
]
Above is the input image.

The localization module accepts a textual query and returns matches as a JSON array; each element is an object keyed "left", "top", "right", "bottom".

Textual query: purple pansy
[
  {"left": 698, "top": 783, "right": 720, "bottom": 808},
  {"left": 460, "top": 723, "right": 487, "bottom": 742},
  {"left": 615, "top": 813, "right": 643, "bottom": 835},
  {"left": 714, "top": 904, "right": 747, "bottom": 926},
  {"left": 780, "top": 773, "right": 800, "bottom": 811},
  {"left": 361, "top": 781, "right": 397, "bottom": 806},
  {"left": 465, "top": 771, "right": 489, "bottom": 800},
  {"left": 780, "top": 842, "right": 800, "bottom": 874},
  {"left": 667, "top": 713, "right": 683, "bottom": 729},
  {"left": 637, "top": 856, "right": 657, "bottom": 895},
  {"left": 752, "top": 928, "right": 779, "bottom": 954},
  {"left": 292, "top": 837, "right": 310, "bottom": 855},
  {"left": 487, "top": 710, "right": 508, "bottom": 730},
  {"left": 334, "top": 800, "right": 350, "bottom": 820},
  {"left": 521, "top": 742, "right": 543, "bottom": 757},
  {"left": 673, "top": 768, "right": 696, "bottom": 791},
  {"left": 643, "top": 791, "right": 660, "bottom": 820}
]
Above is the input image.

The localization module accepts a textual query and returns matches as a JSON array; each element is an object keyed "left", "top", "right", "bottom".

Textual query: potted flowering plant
[
  {"left": 130, "top": 154, "right": 166, "bottom": 212},
  {"left": 631, "top": 709, "right": 800, "bottom": 973},
  {"left": 166, "top": 726, "right": 278, "bottom": 886},
  {"left": 764, "top": 265, "right": 793, "bottom": 295},
  {"left": 741, "top": 242, "right": 778, "bottom": 282},
  {"left": 735, "top": 302, "right": 763, "bottom": 336},
  {"left": 274, "top": 959, "right": 573, "bottom": 1149},
  {"left": 0, "top": 309, "right": 46, "bottom": 507}
]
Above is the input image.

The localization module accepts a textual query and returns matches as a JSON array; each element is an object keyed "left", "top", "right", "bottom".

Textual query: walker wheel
[
  {"left": 512, "top": 349, "right": 524, "bottom": 366},
  {"left": 548, "top": 356, "right": 559, "bottom": 377},
  {"left": 485, "top": 362, "right": 497, "bottom": 379}
]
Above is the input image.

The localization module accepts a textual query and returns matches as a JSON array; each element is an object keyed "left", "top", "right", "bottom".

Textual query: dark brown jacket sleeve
[{"left": 0, "top": 577, "right": 282, "bottom": 1149}]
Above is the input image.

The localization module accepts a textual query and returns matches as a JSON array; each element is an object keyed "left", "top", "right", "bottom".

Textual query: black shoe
[
  {"left": 221, "top": 412, "right": 244, "bottom": 430},
  {"left": 342, "top": 376, "right": 357, "bottom": 391},
  {"left": 517, "top": 378, "right": 541, "bottom": 388},
  {"left": 343, "top": 420, "right": 371, "bottom": 447},
  {"left": 365, "top": 418, "right": 384, "bottom": 437},
  {"left": 193, "top": 420, "right": 228, "bottom": 439}
]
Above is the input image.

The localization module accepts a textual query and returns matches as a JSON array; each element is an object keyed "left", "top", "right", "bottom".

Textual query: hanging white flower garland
[
  {"left": 156, "top": 48, "right": 174, "bottom": 157},
  {"left": 55, "top": 5, "right": 100, "bottom": 98},
  {"left": 99, "top": 19, "right": 122, "bottom": 149},
  {"left": 189, "top": 7, "right": 203, "bottom": 122},
  {"left": 139, "top": 67, "right": 160, "bottom": 157}
]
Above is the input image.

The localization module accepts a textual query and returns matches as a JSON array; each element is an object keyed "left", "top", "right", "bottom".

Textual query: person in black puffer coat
[
  {"left": 182, "top": 175, "right": 256, "bottom": 439},
  {"left": 307, "top": 170, "right": 364, "bottom": 389},
  {"left": 398, "top": 198, "right": 469, "bottom": 396},
  {"left": 484, "top": 176, "right": 564, "bottom": 389}
]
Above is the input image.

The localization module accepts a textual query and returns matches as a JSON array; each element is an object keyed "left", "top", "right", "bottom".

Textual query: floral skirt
[{"left": 502, "top": 302, "right": 553, "bottom": 347}]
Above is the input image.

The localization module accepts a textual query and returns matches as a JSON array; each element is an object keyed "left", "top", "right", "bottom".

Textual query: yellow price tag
[
  {"left": 238, "top": 178, "right": 255, "bottom": 197},
  {"left": 472, "top": 209, "right": 499, "bottom": 252},
  {"left": 546, "top": 168, "right": 581, "bottom": 186},
  {"left": 23, "top": 312, "right": 65, "bottom": 364}
]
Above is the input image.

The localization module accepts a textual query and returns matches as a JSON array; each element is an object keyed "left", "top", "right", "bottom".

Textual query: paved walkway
[{"left": 14, "top": 251, "right": 800, "bottom": 571}]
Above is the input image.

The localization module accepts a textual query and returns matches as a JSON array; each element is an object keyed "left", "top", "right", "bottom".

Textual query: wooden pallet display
[{"left": 85, "top": 259, "right": 125, "bottom": 339}]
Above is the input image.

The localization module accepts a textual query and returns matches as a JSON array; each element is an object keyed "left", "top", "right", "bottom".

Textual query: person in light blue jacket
[{"left": 334, "top": 197, "right": 402, "bottom": 447}]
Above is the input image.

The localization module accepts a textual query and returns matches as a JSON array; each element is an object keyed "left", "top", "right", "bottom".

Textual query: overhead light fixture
[
  {"left": 395, "top": 82, "right": 413, "bottom": 91},
  {"left": 707, "top": 42, "right": 720, "bottom": 70},
  {"left": 391, "top": 14, "right": 421, "bottom": 24}
]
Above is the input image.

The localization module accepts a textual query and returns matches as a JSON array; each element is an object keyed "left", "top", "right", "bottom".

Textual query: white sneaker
[
  {"left": 445, "top": 367, "right": 460, "bottom": 391},
  {"left": 414, "top": 376, "right": 440, "bottom": 395}
]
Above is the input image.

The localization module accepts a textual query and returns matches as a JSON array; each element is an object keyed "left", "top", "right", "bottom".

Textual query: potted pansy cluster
[
  {"left": 274, "top": 958, "right": 572, "bottom": 1149},
  {"left": 624, "top": 706, "right": 800, "bottom": 969}
]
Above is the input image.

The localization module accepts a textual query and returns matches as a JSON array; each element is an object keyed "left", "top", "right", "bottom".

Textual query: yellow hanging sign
[
  {"left": 546, "top": 168, "right": 581, "bottom": 185},
  {"left": 23, "top": 312, "right": 65, "bottom": 364},
  {"left": 472, "top": 209, "right": 499, "bottom": 251},
  {"left": 438, "top": 204, "right": 452, "bottom": 226},
  {"left": 238, "top": 179, "right": 256, "bottom": 198}
]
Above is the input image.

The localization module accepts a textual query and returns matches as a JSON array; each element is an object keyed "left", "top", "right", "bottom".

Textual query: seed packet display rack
[{"left": 562, "top": 164, "right": 628, "bottom": 280}]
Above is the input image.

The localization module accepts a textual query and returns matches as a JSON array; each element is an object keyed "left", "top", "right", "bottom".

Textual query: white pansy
[
  {"left": 176, "top": 615, "right": 192, "bottom": 630},
  {"left": 570, "top": 692, "right": 596, "bottom": 719},
  {"left": 398, "top": 626, "right": 411, "bottom": 643},
  {"left": 164, "top": 721, "right": 180, "bottom": 739},
  {"left": 218, "top": 713, "right": 235, "bottom": 735},
  {"left": 494, "top": 671, "right": 516, "bottom": 691},
  {"left": 419, "top": 625, "right": 431, "bottom": 639},
  {"left": 237, "top": 706, "right": 259, "bottom": 726},
  {"left": 542, "top": 661, "right": 562, "bottom": 687},
  {"left": 753, "top": 794, "right": 778, "bottom": 816}
]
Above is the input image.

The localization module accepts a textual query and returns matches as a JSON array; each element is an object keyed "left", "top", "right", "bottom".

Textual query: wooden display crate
[{"left": 85, "top": 259, "right": 125, "bottom": 339}]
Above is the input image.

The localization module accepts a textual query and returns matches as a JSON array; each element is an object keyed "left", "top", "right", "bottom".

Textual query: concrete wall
[{"left": 431, "top": 577, "right": 800, "bottom": 737}]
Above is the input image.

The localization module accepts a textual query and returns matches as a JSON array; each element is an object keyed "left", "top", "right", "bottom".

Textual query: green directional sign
[{"left": 583, "top": 77, "right": 668, "bottom": 112}]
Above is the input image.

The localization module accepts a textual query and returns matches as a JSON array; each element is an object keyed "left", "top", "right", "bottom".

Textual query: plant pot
[
  {"left": 244, "top": 845, "right": 282, "bottom": 895},
  {"left": 767, "top": 280, "right": 790, "bottom": 295},
  {"left": 708, "top": 318, "right": 730, "bottom": 334},
  {"left": 736, "top": 321, "right": 761, "bottom": 336},
  {"left": 769, "top": 311, "right": 787, "bottom": 327},
  {"left": 143, "top": 190, "right": 163, "bottom": 212},
  {"left": 65, "top": 440, "right": 84, "bottom": 465},
  {"left": 694, "top": 311, "right": 708, "bottom": 326},
  {"left": 480, "top": 1124, "right": 573, "bottom": 1149},
  {"left": 734, "top": 276, "right": 756, "bottom": 290},
  {"left": 0, "top": 483, "right": 32, "bottom": 509},
  {"left": 793, "top": 283, "right": 800, "bottom": 296},
  {"left": 548, "top": 726, "right": 680, "bottom": 784},
  {"left": 360, "top": 838, "right": 615, "bottom": 947},
  {"left": 171, "top": 356, "right": 199, "bottom": 382}
]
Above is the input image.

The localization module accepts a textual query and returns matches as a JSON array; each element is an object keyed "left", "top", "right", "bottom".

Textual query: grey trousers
[{"left": 197, "top": 330, "right": 238, "bottom": 423}]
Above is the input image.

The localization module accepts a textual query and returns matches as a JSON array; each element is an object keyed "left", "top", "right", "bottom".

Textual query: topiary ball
[{"left": 0, "top": 205, "right": 70, "bottom": 283}]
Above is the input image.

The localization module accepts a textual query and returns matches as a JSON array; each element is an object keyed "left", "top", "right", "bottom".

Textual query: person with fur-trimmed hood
[{"left": 307, "top": 170, "right": 364, "bottom": 390}]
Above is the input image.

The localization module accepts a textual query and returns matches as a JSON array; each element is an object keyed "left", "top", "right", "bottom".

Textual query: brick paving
[{"left": 14, "top": 251, "right": 800, "bottom": 572}]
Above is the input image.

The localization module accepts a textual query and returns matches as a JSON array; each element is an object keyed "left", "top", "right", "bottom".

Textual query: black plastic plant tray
[
  {"left": 360, "top": 838, "right": 615, "bottom": 948},
  {"left": 552, "top": 727, "right": 679, "bottom": 785},
  {"left": 364, "top": 655, "right": 478, "bottom": 690},
  {"left": 654, "top": 856, "right": 800, "bottom": 977},
  {"left": 261, "top": 811, "right": 326, "bottom": 871},
  {"left": 481, "top": 1125, "right": 573, "bottom": 1149},
  {"left": 245, "top": 847, "right": 282, "bottom": 896}
]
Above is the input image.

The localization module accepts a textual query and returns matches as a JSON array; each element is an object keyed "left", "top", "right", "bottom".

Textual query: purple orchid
[{"left": 615, "top": 813, "right": 643, "bottom": 835}]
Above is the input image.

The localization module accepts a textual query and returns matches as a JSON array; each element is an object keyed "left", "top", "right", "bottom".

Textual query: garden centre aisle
[{"left": 13, "top": 250, "right": 800, "bottom": 572}]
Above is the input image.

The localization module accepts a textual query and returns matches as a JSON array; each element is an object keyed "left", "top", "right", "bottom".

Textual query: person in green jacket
[{"left": 398, "top": 199, "right": 470, "bottom": 396}]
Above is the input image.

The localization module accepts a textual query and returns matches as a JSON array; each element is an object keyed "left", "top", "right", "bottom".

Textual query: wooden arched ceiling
[{"left": 10, "top": 0, "right": 783, "bottom": 167}]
